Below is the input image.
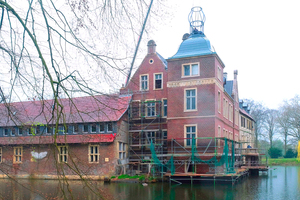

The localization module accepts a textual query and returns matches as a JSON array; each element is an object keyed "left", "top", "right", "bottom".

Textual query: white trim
[
  {"left": 88, "top": 144, "right": 100, "bottom": 163},
  {"left": 153, "top": 73, "right": 163, "bottom": 90},
  {"left": 184, "top": 88, "right": 197, "bottom": 112},
  {"left": 140, "top": 74, "right": 149, "bottom": 91},
  {"left": 184, "top": 124, "right": 197, "bottom": 147},
  {"left": 181, "top": 62, "right": 200, "bottom": 78}
]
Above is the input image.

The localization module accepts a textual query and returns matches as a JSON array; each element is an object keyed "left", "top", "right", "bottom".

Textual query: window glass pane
[
  {"left": 184, "top": 65, "right": 190, "bottom": 76},
  {"left": 191, "top": 64, "right": 199, "bottom": 75},
  {"left": 192, "top": 97, "right": 196, "bottom": 109},
  {"left": 163, "top": 99, "right": 167, "bottom": 116},
  {"left": 107, "top": 123, "right": 113, "bottom": 132},
  {"left": 91, "top": 124, "right": 96, "bottom": 132},
  {"left": 100, "top": 123, "right": 105, "bottom": 132},
  {"left": 186, "top": 98, "right": 190, "bottom": 110},
  {"left": 83, "top": 125, "right": 89, "bottom": 132}
]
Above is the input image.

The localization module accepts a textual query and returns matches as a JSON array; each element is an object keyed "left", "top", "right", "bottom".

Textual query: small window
[
  {"left": 58, "top": 126, "right": 65, "bottom": 134},
  {"left": 91, "top": 124, "right": 97, "bottom": 133},
  {"left": 146, "top": 101, "right": 156, "bottom": 117},
  {"left": 89, "top": 145, "right": 100, "bottom": 163},
  {"left": 18, "top": 127, "right": 23, "bottom": 136},
  {"left": 58, "top": 146, "right": 68, "bottom": 163},
  {"left": 4, "top": 128, "right": 10, "bottom": 136},
  {"left": 13, "top": 147, "right": 22, "bottom": 163},
  {"left": 48, "top": 126, "right": 53, "bottom": 135},
  {"left": 74, "top": 125, "right": 78, "bottom": 134},
  {"left": 185, "top": 89, "right": 196, "bottom": 111},
  {"left": 185, "top": 126, "right": 196, "bottom": 147},
  {"left": 100, "top": 123, "right": 105, "bottom": 133},
  {"left": 182, "top": 63, "right": 199, "bottom": 77},
  {"left": 147, "top": 132, "right": 156, "bottom": 144},
  {"left": 154, "top": 73, "right": 162, "bottom": 89},
  {"left": 163, "top": 99, "right": 167, "bottom": 117},
  {"left": 140, "top": 75, "right": 148, "bottom": 90},
  {"left": 68, "top": 125, "right": 74, "bottom": 134},
  {"left": 11, "top": 128, "right": 16, "bottom": 136},
  {"left": 218, "top": 91, "right": 221, "bottom": 113},
  {"left": 119, "top": 142, "right": 126, "bottom": 159},
  {"left": 83, "top": 124, "right": 89, "bottom": 133},
  {"left": 107, "top": 123, "right": 113, "bottom": 132}
]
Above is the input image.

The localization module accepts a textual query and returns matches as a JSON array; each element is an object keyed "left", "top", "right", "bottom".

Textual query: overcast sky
[{"left": 144, "top": 0, "right": 300, "bottom": 109}]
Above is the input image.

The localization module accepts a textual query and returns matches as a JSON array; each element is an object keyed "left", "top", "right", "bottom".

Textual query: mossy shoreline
[{"left": 265, "top": 158, "right": 299, "bottom": 166}]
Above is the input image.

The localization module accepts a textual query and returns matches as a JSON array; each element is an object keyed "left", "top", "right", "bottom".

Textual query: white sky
[{"left": 145, "top": 0, "right": 300, "bottom": 109}]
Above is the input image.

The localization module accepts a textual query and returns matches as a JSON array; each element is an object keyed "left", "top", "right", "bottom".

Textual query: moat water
[{"left": 0, "top": 166, "right": 299, "bottom": 200}]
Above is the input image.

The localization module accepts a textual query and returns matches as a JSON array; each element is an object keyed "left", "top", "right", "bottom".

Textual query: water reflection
[{"left": 0, "top": 166, "right": 300, "bottom": 200}]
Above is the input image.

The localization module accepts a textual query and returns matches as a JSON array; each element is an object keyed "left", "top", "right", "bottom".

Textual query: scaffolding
[{"left": 127, "top": 100, "right": 267, "bottom": 177}]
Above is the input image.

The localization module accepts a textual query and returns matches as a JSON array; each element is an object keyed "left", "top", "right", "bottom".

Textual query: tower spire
[{"left": 188, "top": 6, "right": 206, "bottom": 34}]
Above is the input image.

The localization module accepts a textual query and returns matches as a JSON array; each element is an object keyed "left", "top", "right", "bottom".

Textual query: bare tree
[
  {"left": 283, "top": 95, "right": 300, "bottom": 140},
  {"left": 243, "top": 99, "right": 267, "bottom": 148},
  {"left": 277, "top": 105, "right": 291, "bottom": 155},
  {"left": 263, "top": 109, "right": 278, "bottom": 148},
  {"left": 0, "top": 0, "right": 164, "bottom": 198}
]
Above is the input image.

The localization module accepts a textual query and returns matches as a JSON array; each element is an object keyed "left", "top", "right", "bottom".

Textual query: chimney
[
  {"left": 234, "top": 70, "right": 238, "bottom": 80},
  {"left": 223, "top": 72, "right": 228, "bottom": 80},
  {"left": 147, "top": 40, "right": 156, "bottom": 54}
]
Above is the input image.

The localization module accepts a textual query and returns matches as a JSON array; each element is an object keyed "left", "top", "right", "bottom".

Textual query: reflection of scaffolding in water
[{"left": 150, "top": 137, "right": 239, "bottom": 177}]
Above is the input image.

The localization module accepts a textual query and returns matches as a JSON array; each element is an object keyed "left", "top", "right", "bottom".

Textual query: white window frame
[
  {"left": 184, "top": 125, "right": 197, "bottom": 147},
  {"left": 107, "top": 123, "right": 113, "bottom": 132},
  {"left": 89, "top": 144, "right": 100, "bottom": 163},
  {"left": 218, "top": 126, "right": 221, "bottom": 148},
  {"left": 162, "top": 98, "right": 167, "bottom": 117},
  {"left": 13, "top": 146, "right": 22, "bottom": 163},
  {"left": 118, "top": 142, "right": 126, "bottom": 159},
  {"left": 153, "top": 73, "right": 163, "bottom": 90},
  {"left": 140, "top": 74, "right": 149, "bottom": 91},
  {"left": 182, "top": 62, "right": 200, "bottom": 77},
  {"left": 91, "top": 124, "right": 97, "bottom": 133},
  {"left": 83, "top": 124, "right": 89, "bottom": 133},
  {"left": 217, "top": 66, "right": 222, "bottom": 81},
  {"left": 218, "top": 91, "right": 221, "bottom": 113},
  {"left": 146, "top": 99, "right": 156, "bottom": 117},
  {"left": 58, "top": 146, "right": 68, "bottom": 163},
  {"left": 184, "top": 88, "right": 197, "bottom": 112},
  {"left": 4, "top": 128, "right": 10, "bottom": 136}
]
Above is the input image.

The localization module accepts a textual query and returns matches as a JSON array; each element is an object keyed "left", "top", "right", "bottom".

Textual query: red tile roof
[
  {"left": 0, "top": 95, "right": 132, "bottom": 127},
  {"left": 0, "top": 133, "right": 116, "bottom": 145}
]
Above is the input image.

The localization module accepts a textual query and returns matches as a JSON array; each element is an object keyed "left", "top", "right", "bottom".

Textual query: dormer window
[{"left": 182, "top": 63, "right": 199, "bottom": 77}]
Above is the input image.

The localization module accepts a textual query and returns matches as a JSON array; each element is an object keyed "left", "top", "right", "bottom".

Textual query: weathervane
[{"left": 188, "top": 6, "right": 206, "bottom": 34}]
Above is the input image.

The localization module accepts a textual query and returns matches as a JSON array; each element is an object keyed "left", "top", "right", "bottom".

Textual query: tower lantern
[{"left": 188, "top": 6, "right": 206, "bottom": 34}]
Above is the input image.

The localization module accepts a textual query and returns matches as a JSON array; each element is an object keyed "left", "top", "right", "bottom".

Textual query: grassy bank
[{"left": 264, "top": 158, "right": 299, "bottom": 166}]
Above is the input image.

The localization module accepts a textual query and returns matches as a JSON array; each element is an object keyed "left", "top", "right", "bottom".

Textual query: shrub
[
  {"left": 284, "top": 149, "right": 297, "bottom": 158},
  {"left": 138, "top": 175, "right": 145, "bottom": 181},
  {"left": 268, "top": 147, "right": 282, "bottom": 158},
  {"left": 110, "top": 176, "right": 116, "bottom": 179}
]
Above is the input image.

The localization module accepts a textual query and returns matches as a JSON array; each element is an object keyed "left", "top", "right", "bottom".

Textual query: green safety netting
[
  {"left": 150, "top": 138, "right": 235, "bottom": 175},
  {"left": 150, "top": 141, "right": 175, "bottom": 175}
]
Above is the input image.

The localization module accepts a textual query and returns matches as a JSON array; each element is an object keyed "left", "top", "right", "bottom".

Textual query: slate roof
[
  {"left": 169, "top": 32, "right": 216, "bottom": 59},
  {"left": 224, "top": 80, "right": 233, "bottom": 97},
  {"left": 0, "top": 94, "right": 132, "bottom": 127},
  {"left": 157, "top": 52, "right": 168, "bottom": 69}
]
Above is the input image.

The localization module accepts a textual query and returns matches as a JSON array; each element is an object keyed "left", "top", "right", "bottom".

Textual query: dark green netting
[
  {"left": 191, "top": 138, "right": 235, "bottom": 174},
  {"left": 150, "top": 141, "right": 175, "bottom": 175},
  {"left": 150, "top": 138, "right": 235, "bottom": 175}
]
